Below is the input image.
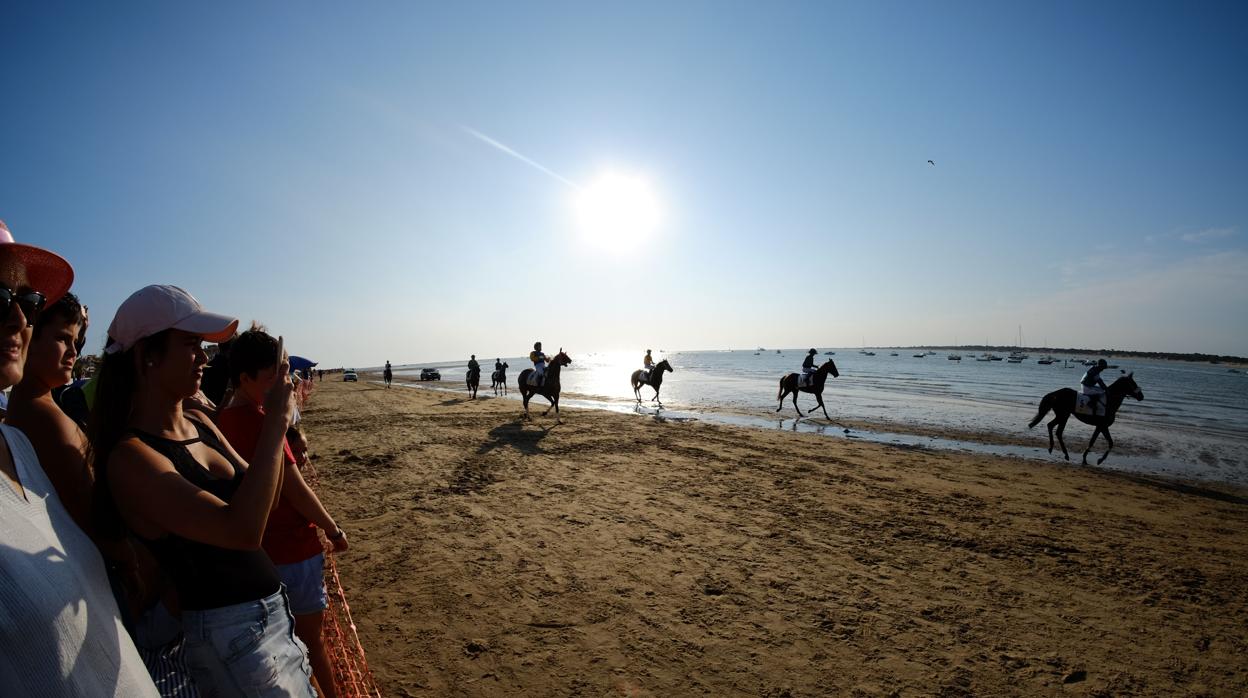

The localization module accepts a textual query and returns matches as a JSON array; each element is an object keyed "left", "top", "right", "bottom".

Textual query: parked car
[
  {"left": 343, "top": 369, "right": 358, "bottom": 382},
  {"left": 420, "top": 368, "right": 441, "bottom": 381}
]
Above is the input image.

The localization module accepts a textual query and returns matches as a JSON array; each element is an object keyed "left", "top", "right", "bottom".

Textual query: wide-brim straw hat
[{"left": 0, "top": 219, "right": 74, "bottom": 305}]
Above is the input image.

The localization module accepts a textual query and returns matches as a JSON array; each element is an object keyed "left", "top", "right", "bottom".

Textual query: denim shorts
[
  {"left": 182, "top": 587, "right": 315, "bottom": 697},
  {"left": 276, "top": 553, "right": 329, "bottom": 615}
]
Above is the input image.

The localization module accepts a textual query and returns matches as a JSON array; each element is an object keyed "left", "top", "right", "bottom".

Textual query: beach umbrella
[{"left": 288, "top": 355, "right": 317, "bottom": 372}]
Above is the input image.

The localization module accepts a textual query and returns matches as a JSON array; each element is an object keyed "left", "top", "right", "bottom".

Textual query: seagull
[{"left": 927, "top": 160, "right": 935, "bottom": 166}]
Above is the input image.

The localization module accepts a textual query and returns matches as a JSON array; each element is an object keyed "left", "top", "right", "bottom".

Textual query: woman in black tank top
[{"left": 91, "top": 286, "right": 315, "bottom": 697}]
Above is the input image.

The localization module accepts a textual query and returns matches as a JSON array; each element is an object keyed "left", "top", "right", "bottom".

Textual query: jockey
[
  {"left": 530, "top": 342, "right": 547, "bottom": 384},
  {"left": 1081, "top": 359, "right": 1109, "bottom": 412},
  {"left": 801, "top": 348, "right": 818, "bottom": 382},
  {"left": 495, "top": 358, "right": 504, "bottom": 373},
  {"left": 468, "top": 354, "right": 479, "bottom": 377}
]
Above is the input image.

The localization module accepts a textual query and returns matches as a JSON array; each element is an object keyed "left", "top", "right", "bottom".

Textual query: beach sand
[{"left": 303, "top": 378, "right": 1247, "bottom": 696}]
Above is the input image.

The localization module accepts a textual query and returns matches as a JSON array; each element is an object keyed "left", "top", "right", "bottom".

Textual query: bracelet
[{"left": 327, "top": 528, "right": 345, "bottom": 541}]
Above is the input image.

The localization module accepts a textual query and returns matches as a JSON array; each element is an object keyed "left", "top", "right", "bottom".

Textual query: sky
[{"left": 2, "top": 1, "right": 1246, "bottom": 366}]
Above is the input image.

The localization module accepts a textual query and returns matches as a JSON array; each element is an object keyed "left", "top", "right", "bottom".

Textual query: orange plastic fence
[{"left": 299, "top": 380, "right": 382, "bottom": 697}]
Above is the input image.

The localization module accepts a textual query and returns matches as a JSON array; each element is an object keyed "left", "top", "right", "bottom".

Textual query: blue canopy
[{"left": 288, "top": 355, "right": 317, "bottom": 371}]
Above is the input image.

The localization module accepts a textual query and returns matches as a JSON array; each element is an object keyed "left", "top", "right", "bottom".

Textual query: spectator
[
  {"left": 0, "top": 220, "right": 158, "bottom": 695},
  {"left": 218, "top": 329, "right": 348, "bottom": 698},
  {"left": 90, "top": 284, "right": 314, "bottom": 696}
]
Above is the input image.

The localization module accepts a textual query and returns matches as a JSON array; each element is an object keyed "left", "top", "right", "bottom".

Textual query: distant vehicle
[
  {"left": 420, "top": 368, "right": 441, "bottom": 381},
  {"left": 343, "top": 370, "right": 358, "bottom": 382}
]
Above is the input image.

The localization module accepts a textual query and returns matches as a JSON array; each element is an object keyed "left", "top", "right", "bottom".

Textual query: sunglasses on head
[{"left": 0, "top": 285, "right": 47, "bottom": 324}]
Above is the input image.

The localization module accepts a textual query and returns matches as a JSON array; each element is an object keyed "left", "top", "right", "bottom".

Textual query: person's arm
[
  {"left": 19, "top": 405, "right": 95, "bottom": 537},
  {"left": 110, "top": 359, "right": 295, "bottom": 550},
  {"left": 280, "top": 461, "right": 348, "bottom": 551}
]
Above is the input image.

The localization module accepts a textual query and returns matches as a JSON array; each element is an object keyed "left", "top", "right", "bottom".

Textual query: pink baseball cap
[
  {"left": 105, "top": 285, "right": 238, "bottom": 354},
  {"left": 0, "top": 219, "right": 74, "bottom": 305}
]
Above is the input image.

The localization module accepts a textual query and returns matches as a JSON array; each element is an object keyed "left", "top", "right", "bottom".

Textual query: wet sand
[{"left": 304, "top": 379, "right": 1248, "bottom": 696}]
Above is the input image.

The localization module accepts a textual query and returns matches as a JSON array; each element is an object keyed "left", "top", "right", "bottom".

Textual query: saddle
[
  {"left": 1075, "top": 393, "right": 1106, "bottom": 417},
  {"left": 798, "top": 371, "right": 816, "bottom": 388},
  {"left": 527, "top": 371, "right": 545, "bottom": 387},
  {"left": 640, "top": 369, "right": 651, "bottom": 383}
]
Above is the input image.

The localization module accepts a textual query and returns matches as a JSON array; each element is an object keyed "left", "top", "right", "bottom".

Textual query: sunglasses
[{"left": 0, "top": 286, "right": 47, "bottom": 325}]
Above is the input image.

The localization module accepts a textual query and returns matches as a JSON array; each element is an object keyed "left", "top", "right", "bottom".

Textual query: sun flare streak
[{"left": 461, "top": 125, "right": 579, "bottom": 189}]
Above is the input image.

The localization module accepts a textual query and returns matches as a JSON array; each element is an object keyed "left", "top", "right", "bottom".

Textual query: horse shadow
[
  {"left": 1115, "top": 473, "right": 1248, "bottom": 506},
  {"left": 439, "top": 397, "right": 467, "bottom": 407},
  {"left": 476, "top": 419, "right": 555, "bottom": 456}
]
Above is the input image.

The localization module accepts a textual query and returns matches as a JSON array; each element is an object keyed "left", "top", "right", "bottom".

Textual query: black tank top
[{"left": 132, "top": 419, "right": 281, "bottom": 611}]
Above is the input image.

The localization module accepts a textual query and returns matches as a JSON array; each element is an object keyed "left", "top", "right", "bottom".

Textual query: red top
[{"left": 217, "top": 403, "right": 322, "bottom": 565}]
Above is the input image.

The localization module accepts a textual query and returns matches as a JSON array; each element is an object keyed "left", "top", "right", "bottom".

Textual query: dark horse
[
  {"left": 518, "top": 350, "right": 572, "bottom": 421},
  {"left": 383, "top": 365, "right": 393, "bottom": 388},
  {"left": 776, "top": 359, "right": 840, "bottom": 419},
  {"left": 631, "top": 359, "right": 674, "bottom": 405},
  {"left": 491, "top": 363, "right": 509, "bottom": 396},
  {"left": 466, "top": 367, "right": 480, "bottom": 400},
  {"left": 1028, "top": 373, "right": 1144, "bottom": 465}
]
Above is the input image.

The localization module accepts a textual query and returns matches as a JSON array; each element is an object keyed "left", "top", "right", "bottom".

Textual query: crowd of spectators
[{"left": 0, "top": 220, "right": 349, "bottom": 697}]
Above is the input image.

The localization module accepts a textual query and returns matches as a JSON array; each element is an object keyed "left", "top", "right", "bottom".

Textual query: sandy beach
[{"left": 304, "top": 378, "right": 1248, "bottom": 697}]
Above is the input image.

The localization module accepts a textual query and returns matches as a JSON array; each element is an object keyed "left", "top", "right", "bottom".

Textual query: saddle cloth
[
  {"left": 528, "top": 372, "right": 545, "bottom": 387},
  {"left": 1075, "top": 393, "right": 1106, "bottom": 417},
  {"left": 640, "top": 370, "right": 651, "bottom": 383},
  {"left": 798, "top": 371, "right": 816, "bottom": 388},
  {"left": 492, "top": 370, "right": 504, "bottom": 382}
]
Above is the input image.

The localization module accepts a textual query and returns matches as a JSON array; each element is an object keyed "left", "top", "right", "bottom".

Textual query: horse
[
  {"left": 466, "top": 367, "right": 480, "bottom": 400},
  {"left": 518, "top": 350, "right": 572, "bottom": 421},
  {"left": 1028, "top": 372, "right": 1144, "bottom": 465},
  {"left": 631, "top": 359, "right": 674, "bottom": 405},
  {"left": 776, "top": 359, "right": 840, "bottom": 419},
  {"left": 382, "top": 366, "right": 393, "bottom": 388},
  {"left": 491, "top": 362, "right": 509, "bottom": 396}
]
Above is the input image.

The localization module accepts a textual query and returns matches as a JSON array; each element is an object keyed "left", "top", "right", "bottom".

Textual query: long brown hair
[{"left": 89, "top": 330, "right": 170, "bottom": 539}]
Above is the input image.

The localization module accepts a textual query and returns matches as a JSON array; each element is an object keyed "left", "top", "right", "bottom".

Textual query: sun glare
[{"left": 574, "top": 172, "right": 661, "bottom": 253}]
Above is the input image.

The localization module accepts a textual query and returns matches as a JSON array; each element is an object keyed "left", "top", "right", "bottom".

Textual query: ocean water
[{"left": 381, "top": 349, "right": 1248, "bottom": 486}]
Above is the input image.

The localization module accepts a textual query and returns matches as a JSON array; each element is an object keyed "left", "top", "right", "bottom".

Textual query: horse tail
[
  {"left": 777, "top": 377, "right": 785, "bottom": 400},
  {"left": 1028, "top": 393, "right": 1053, "bottom": 429}
]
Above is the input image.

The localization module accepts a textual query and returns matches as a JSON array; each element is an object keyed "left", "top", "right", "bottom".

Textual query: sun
[{"left": 574, "top": 172, "right": 661, "bottom": 253}]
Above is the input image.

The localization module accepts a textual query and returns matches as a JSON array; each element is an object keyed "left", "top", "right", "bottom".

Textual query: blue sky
[{"left": 3, "top": 1, "right": 1245, "bottom": 365}]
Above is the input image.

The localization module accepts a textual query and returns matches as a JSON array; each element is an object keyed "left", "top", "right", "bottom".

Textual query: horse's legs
[
  {"left": 1081, "top": 427, "right": 1101, "bottom": 465},
  {"left": 633, "top": 381, "right": 642, "bottom": 403},
  {"left": 1097, "top": 429, "right": 1113, "bottom": 465},
  {"left": 1046, "top": 419, "right": 1056, "bottom": 453},
  {"left": 776, "top": 383, "right": 791, "bottom": 413},
  {"left": 791, "top": 391, "right": 804, "bottom": 417},
  {"left": 1053, "top": 417, "right": 1073, "bottom": 462},
  {"left": 815, "top": 394, "right": 830, "bottom": 420},
  {"left": 651, "top": 386, "right": 661, "bottom": 404},
  {"left": 522, "top": 391, "right": 532, "bottom": 419},
  {"left": 542, "top": 392, "right": 555, "bottom": 416}
]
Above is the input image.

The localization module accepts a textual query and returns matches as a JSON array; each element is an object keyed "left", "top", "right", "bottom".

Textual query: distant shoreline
[{"left": 874, "top": 346, "right": 1247, "bottom": 365}]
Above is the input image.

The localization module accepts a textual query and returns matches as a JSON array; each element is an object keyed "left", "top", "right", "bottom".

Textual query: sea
[{"left": 372, "top": 349, "right": 1248, "bottom": 487}]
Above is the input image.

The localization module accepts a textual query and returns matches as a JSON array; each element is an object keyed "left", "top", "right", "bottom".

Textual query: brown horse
[
  {"left": 631, "top": 359, "right": 673, "bottom": 405},
  {"left": 776, "top": 359, "right": 840, "bottom": 419},
  {"left": 466, "top": 366, "right": 480, "bottom": 400},
  {"left": 518, "top": 350, "right": 572, "bottom": 421},
  {"left": 1028, "top": 373, "right": 1144, "bottom": 465}
]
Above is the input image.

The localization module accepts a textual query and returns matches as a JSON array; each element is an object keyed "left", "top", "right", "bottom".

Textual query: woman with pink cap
[
  {"left": 0, "top": 220, "right": 159, "bottom": 695},
  {"left": 91, "top": 284, "right": 315, "bottom": 696}
]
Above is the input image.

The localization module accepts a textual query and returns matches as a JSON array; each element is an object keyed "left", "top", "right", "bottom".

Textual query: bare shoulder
[{"left": 108, "top": 437, "right": 177, "bottom": 485}]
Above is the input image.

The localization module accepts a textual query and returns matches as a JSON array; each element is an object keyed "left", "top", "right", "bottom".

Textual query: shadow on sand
[
  {"left": 477, "top": 419, "right": 555, "bottom": 456},
  {"left": 1117, "top": 473, "right": 1248, "bottom": 506}
]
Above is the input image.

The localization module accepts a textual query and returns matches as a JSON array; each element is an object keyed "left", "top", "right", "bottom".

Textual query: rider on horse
[
  {"left": 801, "top": 348, "right": 818, "bottom": 384},
  {"left": 495, "top": 358, "right": 504, "bottom": 374},
  {"left": 1081, "top": 358, "right": 1109, "bottom": 413},
  {"left": 530, "top": 342, "right": 547, "bottom": 386},
  {"left": 468, "top": 354, "right": 479, "bottom": 376},
  {"left": 641, "top": 349, "right": 654, "bottom": 380}
]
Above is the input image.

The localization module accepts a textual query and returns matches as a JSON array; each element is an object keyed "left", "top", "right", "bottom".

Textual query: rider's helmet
[
  {"left": 1097, "top": 359, "right": 1108, "bottom": 368},
  {"left": 471, "top": 354, "right": 475, "bottom": 359},
  {"left": 534, "top": 341, "right": 542, "bottom": 350},
  {"left": 809, "top": 348, "right": 817, "bottom": 355},
  {"left": 646, "top": 349, "right": 651, "bottom": 354}
]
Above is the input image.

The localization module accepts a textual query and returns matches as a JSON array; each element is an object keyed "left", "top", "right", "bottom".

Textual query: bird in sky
[{"left": 927, "top": 160, "right": 935, "bottom": 166}]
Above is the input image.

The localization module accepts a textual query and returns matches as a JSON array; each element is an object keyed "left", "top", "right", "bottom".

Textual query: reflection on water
[{"left": 383, "top": 349, "right": 1248, "bottom": 486}]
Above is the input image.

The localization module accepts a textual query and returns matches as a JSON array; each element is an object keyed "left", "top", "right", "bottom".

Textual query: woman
[
  {"left": 0, "top": 222, "right": 158, "bottom": 695},
  {"left": 217, "top": 328, "right": 348, "bottom": 698},
  {"left": 91, "top": 284, "right": 314, "bottom": 696}
]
